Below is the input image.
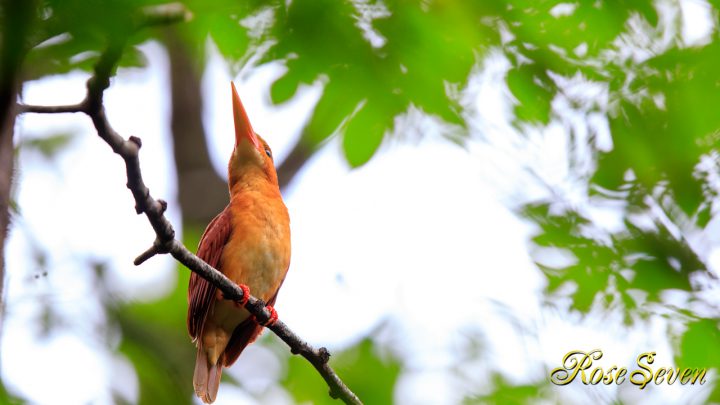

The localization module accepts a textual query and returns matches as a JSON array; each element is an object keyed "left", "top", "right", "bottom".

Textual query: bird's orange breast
[{"left": 220, "top": 189, "right": 291, "bottom": 303}]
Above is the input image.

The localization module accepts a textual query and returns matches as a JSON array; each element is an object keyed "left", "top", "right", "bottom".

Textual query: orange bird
[{"left": 187, "top": 83, "right": 291, "bottom": 403}]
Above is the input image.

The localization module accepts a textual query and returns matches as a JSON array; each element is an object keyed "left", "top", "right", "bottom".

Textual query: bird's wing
[
  {"left": 188, "top": 206, "right": 233, "bottom": 339},
  {"left": 222, "top": 283, "right": 283, "bottom": 366}
]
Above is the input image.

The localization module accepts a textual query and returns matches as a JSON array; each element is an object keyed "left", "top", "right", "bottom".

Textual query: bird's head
[{"left": 227, "top": 82, "right": 279, "bottom": 191}]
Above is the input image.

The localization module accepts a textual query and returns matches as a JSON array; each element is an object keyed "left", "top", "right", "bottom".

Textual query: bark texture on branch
[{"left": 18, "top": 18, "right": 362, "bottom": 404}]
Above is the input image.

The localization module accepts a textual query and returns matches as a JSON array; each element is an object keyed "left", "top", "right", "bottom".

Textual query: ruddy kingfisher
[{"left": 187, "top": 83, "right": 291, "bottom": 403}]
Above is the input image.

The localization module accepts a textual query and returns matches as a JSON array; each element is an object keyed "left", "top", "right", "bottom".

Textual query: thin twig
[
  {"left": 18, "top": 103, "right": 85, "bottom": 114},
  {"left": 17, "top": 16, "right": 362, "bottom": 405}
]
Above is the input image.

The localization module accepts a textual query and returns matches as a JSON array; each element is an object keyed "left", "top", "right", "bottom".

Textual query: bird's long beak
[{"left": 231, "top": 82, "right": 261, "bottom": 151}]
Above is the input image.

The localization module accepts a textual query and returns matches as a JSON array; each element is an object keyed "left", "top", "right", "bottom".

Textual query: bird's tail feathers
[{"left": 194, "top": 347, "right": 223, "bottom": 404}]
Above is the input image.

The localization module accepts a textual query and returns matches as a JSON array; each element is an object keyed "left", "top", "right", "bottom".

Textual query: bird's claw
[
  {"left": 233, "top": 284, "right": 251, "bottom": 308},
  {"left": 257, "top": 305, "right": 278, "bottom": 327},
  {"left": 215, "top": 284, "right": 251, "bottom": 309}
]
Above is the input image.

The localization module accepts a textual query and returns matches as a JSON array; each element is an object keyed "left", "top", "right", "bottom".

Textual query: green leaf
[
  {"left": 302, "top": 77, "right": 362, "bottom": 146},
  {"left": 677, "top": 318, "right": 720, "bottom": 400},
  {"left": 118, "top": 45, "right": 148, "bottom": 69},
  {"left": 342, "top": 101, "right": 387, "bottom": 167},
  {"left": 678, "top": 319, "right": 720, "bottom": 368},
  {"left": 20, "top": 133, "right": 75, "bottom": 159},
  {"left": 506, "top": 64, "right": 553, "bottom": 124}
]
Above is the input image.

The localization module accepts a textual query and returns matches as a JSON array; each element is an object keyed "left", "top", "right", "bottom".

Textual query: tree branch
[
  {"left": 163, "top": 27, "right": 228, "bottom": 225},
  {"left": 18, "top": 103, "right": 84, "bottom": 114},
  {"left": 17, "top": 36, "right": 362, "bottom": 405},
  {"left": 276, "top": 134, "right": 320, "bottom": 191}
]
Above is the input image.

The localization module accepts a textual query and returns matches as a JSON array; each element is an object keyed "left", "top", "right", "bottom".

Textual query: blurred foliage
[
  {"left": 464, "top": 373, "right": 552, "bottom": 405},
  {"left": 505, "top": 1, "right": 720, "bottom": 401},
  {"left": 112, "top": 267, "right": 195, "bottom": 404},
  {"left": 103, "top": 226, "right": 204, "bottom": 405},
  {"left": 4, "top": 0, "right": 720, "bottom": 403},
  {"left": 17, "top": 132, "right": 75, "bottom": 159},
  {"left": 282, "top": 337, "right": 400, "bottom": 404},
  {"left": 679, "top": 318, "right": 720, "bottom": 402},
  {"left": 0, "top": 379, "right": 23, "bottom": 405}
]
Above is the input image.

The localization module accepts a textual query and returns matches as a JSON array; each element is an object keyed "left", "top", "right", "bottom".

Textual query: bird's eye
[{"left": 265, "top": 149, "right": 272, "bottom": 159}]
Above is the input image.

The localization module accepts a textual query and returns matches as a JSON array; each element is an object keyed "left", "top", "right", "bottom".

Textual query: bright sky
[{"left": 2, "top": 26, "right": 716, "bottom": 405}]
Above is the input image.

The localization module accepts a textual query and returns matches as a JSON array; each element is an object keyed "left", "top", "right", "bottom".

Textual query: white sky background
[{"left": 2, "top": 2, "right": 719, "bottom": 403}]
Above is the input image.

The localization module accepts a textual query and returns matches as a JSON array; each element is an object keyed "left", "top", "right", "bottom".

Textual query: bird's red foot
[
  {"left": 233, "top": 284, "right": 251, "bottom": 308},
  {"left": 215, "top": 284, "right": 251, "bottom": 309},
  {"left": 257, "top": 305, "right": 278, "bottom": 327}
]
